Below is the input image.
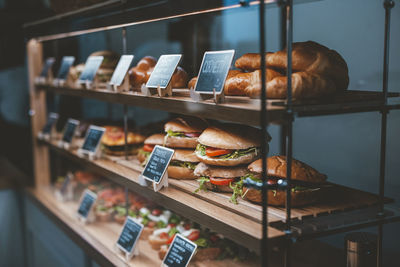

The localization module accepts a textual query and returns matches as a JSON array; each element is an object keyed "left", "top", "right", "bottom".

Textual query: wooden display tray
[
  {"left": 38, "top": 85, "right": 400, "bottom": 126},
  {"left": 27, "top": 187, "right": 346, "bottom": 267},
  {"left": 41, "top": 137, "right": 393, "bottom": 249}
]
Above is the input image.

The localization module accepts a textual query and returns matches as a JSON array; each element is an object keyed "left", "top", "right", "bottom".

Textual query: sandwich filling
[
  {"left": 166, "top": 130, "right": 201, "bottom": 138},
  {"left": 230, "top": 173, "right": 314, "bottom": 204},
  {"left": 169, "top": 160, "right": 198, "bottom": 170},
  {"left": 196, "top": 144, "right": 259, "bottom": 159},
  {"left": 195, "top": 176, "right": 239, "bottom": 193}
]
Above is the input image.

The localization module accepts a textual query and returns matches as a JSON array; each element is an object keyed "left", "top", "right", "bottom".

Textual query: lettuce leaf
[
  {"left": 196, "top": 144, "right": 206, "bottom": 156},
  {"left": 196, "top": 144, "right": 258, "bottom": 159},
  {"left": 194, "top": 238, "right": 209, "bottom": 248},
  {"left": 170, "top": 160, "right": 198, "bottom": 170},
  {"left": 166, "top": 130, "right": 186, "bottom": 137},
  {"left": 194, "top": 176, "right": 210, "bottom": 193}
]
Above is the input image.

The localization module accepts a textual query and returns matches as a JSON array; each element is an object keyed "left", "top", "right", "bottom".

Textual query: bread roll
[
  {"left": 170, "top": 66, "right": 188, "bottom": 88},
  {"left": 129, "top": 56, "right": 157, "bottom": 89}
]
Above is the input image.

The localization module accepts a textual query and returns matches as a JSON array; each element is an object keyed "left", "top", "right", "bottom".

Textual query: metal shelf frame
[{"left": 24, "top": 1, "right": 398, "bottom": 267}]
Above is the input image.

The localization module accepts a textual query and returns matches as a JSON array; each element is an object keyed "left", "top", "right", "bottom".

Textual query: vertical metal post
[
  {"left": 259, "top": 1, "right": 268, "bottom": 267},
  {"left": 377, "top": 1, "right": 394, "bottom": 267},
  {"left": 122, "top": 27, "right": 130, "bottom": 217},
  {"left": 279, "top": 0, "right": 287, "bottom": 156},
  {"left": 284, "top": 1, "right": 294, "bottom": 267}
]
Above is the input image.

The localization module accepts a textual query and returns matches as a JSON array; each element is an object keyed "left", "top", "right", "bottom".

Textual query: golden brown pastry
[
  {"left": 170, "top": 66, "right": 188, "bottom": 88},
  {"left": 234, "top": 41, "right": 349, "bottom": 99},
  {"left": 224, "top": 69, "right": 282, "bottom": 96},
  {"left": 129, "top": 56, "right": 157, "bottom": 89},
  {"left": 246, "top": 71, "right": 336, "bottom": 99}
]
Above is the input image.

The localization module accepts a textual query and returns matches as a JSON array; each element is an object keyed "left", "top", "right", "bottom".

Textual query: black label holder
[
  {"left": 53, "top": 56, "right": 76, "bottom": 87},
  {"left": 138, "top": 145, "right": 174, "bottom": 192},
  {"left": 77, "top": 125, "right": 106, "bottom": 160},
  {"left": 58, "top": 118, "right": 80, "bottom": 150},
  {"left": 35, "top": 57, "right": 55, "bottom": 85},
  {"left": 108, "top": 55, "right": 134, "bottom": 92},
  {"left": 189, "top": 50, "right": 235, "bottom": 104},
  {"left": 141, "top": 54, "right": 182, "bottom": 98},
  {"left": 38, "top": 112, "right": 59, "bottom": 141},
  {"left": 114, "top": 216, "right": 144, "bottom": 261},
  {"left": 77, "top": 56, "right": 104, "bottom": 90},
  {"left": 76, "top": 189, "right": 97, "bottom": 224}
]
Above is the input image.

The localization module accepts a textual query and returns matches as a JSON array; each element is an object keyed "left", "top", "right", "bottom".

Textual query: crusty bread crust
[
  {"left": 170, "top": 66, "right": 189, "bottom": 88},
  {"left": 144, "top": 133, "right": 165, "bottom": 145},
  {"left": 244, "top": 187, "right": 320, "bottom": 207},
  {"left": 164, "top": 135, "right": 198, "bottom": 148},
  {"left": 248, "top": 156, "right": 327, "bottom": 183},
  {"left": 164, "top": 117, "right": 207, "bottom": 133},
  {"left": 168, "top": 166, "right": 197, "bottom": 179},
  {"left": 195, "top": 149, "right": 261, "bottom": 166},
  {"left": 194, "top": 162, "right": 247, "bottom": 178},
  {"left": 172, "top": 149, "right": 199, "bottom": 162},
  {"left": 198, "top": 124, "right": 269, "bottom": 150}
]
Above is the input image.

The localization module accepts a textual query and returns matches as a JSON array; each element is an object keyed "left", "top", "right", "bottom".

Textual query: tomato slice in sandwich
[
  {"left": 184, "top": 132, "right": 200, "bottom": 138},
  {"left": 187, "top": 230, "right": 200, "bottom": 241},
  {"left": 143, "top": 144, "right": 154, "bottom": 152},
  {"left": 209, "top": 177, "right": 234, "bottom": 186},
  {"left": 205, "top": 147, "right": 233, "bottom": 157}
]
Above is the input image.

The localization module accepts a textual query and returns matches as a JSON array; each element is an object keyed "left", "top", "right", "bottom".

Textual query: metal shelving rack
[{"left": 24, "top": 0, "right": 398, "bottom": 266}]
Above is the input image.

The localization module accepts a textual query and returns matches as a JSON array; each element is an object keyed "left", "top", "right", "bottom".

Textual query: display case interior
[{"left": 25, "top": 0, "right": 400, "bottom": 266}]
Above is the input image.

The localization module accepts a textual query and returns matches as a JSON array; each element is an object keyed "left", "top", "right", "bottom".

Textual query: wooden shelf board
[
  {"left": 27, "top": 187, "right": 265, "bottom": 267},
  {"left": 39, "top": 85, "right": 400, "bottom": 125},
  {"left": 40, "top": 137, "right": 394, "bottom": 249},
  {"left": 27, "top": 186, "right": 348, "bottom": 267},
  {"left": 42, "top": 138, "right": 284, "bottom": 252}
]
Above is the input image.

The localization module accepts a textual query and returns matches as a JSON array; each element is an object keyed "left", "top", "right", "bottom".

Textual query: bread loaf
[
  {"left": 233, "top": 41, "right": 349, "bottom": 99},
  {"left": 224, "top": 69, "right": 282, "bottom": 96}
]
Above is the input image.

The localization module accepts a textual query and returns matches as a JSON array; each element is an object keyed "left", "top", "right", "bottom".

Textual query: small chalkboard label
[
  {"left": 57, "top": 56, "right": 75, "bottom": 80},
  {"left": 141, "top": 145, "right": 174, "bottom": 184},
  {"left": 80, "top": 125, "right": 105, "bottom": 153},
  {"left": 162, "top": 234, "right": 197, "bottom": 267},
  {"left": 42, "top": 112, "right": 59, "bottom": 134},
  {"left": 78, "top": 56, "right": 104, "bottom": 83},
  {"left": 194, "top": 50, "right": 235, "bottom": 94},
  {"left": 62, "top": 119, "right": 79, "bottom": 143},
  {"left": 77, "top": 189, "right": 97, "bottom": 219},
  {"left": 110, "top": 55, "right": 134, "bottom": 86},
  {"left": 146, "top": 54, "right": 182, "bottom": 89},
  {"left": 39, "top": 57, "right": 55, "bottom": 78},
  {"left": 60, "top": 173, "right": 72, "bottom": 194},
  {"left": 116, "top": 217, "right": 144, "bottom": 254}
]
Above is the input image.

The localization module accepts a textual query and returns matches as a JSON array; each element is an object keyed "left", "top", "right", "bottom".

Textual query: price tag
[
  {"left": 146, "top": 54, "right": 182, "bottom": 89},
  {"left": 77, "top": 189, "right": 97, "bottom": 221},
  {"left": 61, "top": 118, "right": 79, "bottom": 144},
  {"left": 56, "top": 56, "right": 75, "bottom": 80},
  {"left": 41, "top": 112, "right": 59, "bottom": 135},
  {"left": 194, "top": 50, "right": 235, "bottom": 94},
  {"left": 77, "top": 125, "right": 106, "bottom": 159},
  {"left": 110, "top": 55, "right": 134, "bottom": 86},
  {"left": 78, "top": 56, "right": 104, "bottom": 83},
  {"left": 39, "top": 57, "right": 55, "bottom": 78},
  {"left": 116, "top": 217, "right": 144, "bottom": 256},
  {"left": 60, "top": 173, "right": 72, "bottom": 195},
  {"left": 141, "top": 145, "right": 174, "bottom": 184},
  {"left": 162, "top": 234, "right": 197, "bottom": 267}
]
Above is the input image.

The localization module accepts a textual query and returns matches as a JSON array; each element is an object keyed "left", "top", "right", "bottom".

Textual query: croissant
[
  {"left": 224, "top": 69, "right": 282, "bottom": 96},
  {"left": 245, "top": 71, "right": 336, "bottom": 99}
]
